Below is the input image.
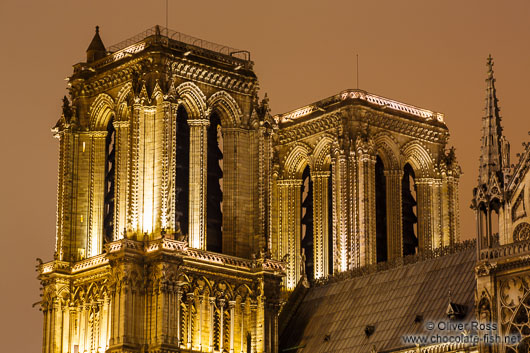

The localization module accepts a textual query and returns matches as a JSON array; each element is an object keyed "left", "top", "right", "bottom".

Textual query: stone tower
[
  {"left": 270, "top": 89, "right": 462, "bottom": 289},
  {"left": 38, "top": 26, "right": 284, "bottom": 353}
]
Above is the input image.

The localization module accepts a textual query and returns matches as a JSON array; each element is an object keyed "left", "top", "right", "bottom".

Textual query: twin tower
[{"left": 39, "top": 26, "right": 460, "bottom": 353}]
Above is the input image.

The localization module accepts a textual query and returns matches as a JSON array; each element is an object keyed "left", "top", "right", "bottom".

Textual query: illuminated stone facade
[{"left": 38, "top": 26, "right": 464, "bottom": 353}]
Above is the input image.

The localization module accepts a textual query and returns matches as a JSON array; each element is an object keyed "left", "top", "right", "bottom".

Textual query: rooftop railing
[{"left": 107, "top": 25, "right": 251, "bottom": 62}]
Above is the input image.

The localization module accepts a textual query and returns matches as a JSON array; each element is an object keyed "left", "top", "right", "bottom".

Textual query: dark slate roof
[{"left": 280, "top": 246, "right": 477, "bottom": 352}]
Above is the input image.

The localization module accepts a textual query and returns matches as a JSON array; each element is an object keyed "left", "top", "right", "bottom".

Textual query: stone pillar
[
  {"left": 176, "top": 287, "right": 183, "bottom": 346},
  {"left": 385, "top": 170, "right": 403, "bottom": 260},
  {"left": 219, "top": 299, "right": 226, "bottom": 352},
  {"left": 416, "top": 178, "right": 434, "bottom": 253},
  {"left": 188, "top": 119, "right": 209, "bottom": 250},
  {"left": 311, "top": 170, "right": 330, "bottom": 278},
  {"left": 240, "top": 302, "right": 245, "bottom": 353},
  {"left": 186, "top": 293, "right": 195, "bottom": 349},
  {"left": 113, "top": 121, "right": 129, "bottom": 240},
  {"left": 432, "top": 178, "right": 443, "bottom": 249},
  {"left": 356, "top": 139, "right": 377, "bottom": 266},
  {"left": 277, "top": 179, "right": 303, "bottom": 290},
  {"left": 209, "top": 297, "right": 215, "bottom": 351},
  {"left": 55, "top": 129, "right": 74, "bottom": 261},
  {"left": 128, "top": 102, "right": 141, "bottom": 232},
  {"left": 229, "top": 301, "right": 236, "bottom": 353},
  {"left": 88, "top": 131, "right": 107, "bottom": 257},
  {"left": 160, "top": 102, "right": 171, "bottom": 231},
  {"left": 332, "top": 151, "right": 349, "bottom": 271}
]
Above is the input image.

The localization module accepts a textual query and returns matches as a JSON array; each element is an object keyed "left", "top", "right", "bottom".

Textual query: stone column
[
  {"left": 229, "top": 301, "right": 236, "bottom": 353},
  {"left": 209, "top": 297, "right": 216, "bottom": 351},
  {"left": 356, "top": 139, "right": 377, "bottom": 266},
  {"left": 128, "top": 102, "right": 141, "bottom": 232},
  {"left": 186, "top": 293, "right": 195, "bottom": 349},
  {"left": 188, "top": 119, "right": 210, "bottom": 250},
  {"left": 277, "top": 179, "right": 303, "bottom": 290},
  {"left": 416, "top": 178, "right": 434, "bottom": 253},
  {"left": 432, "top": 178, "right": 443, "bottom": 249},
  {"left": 239, "top": 302, "right": 245, "bottom": 353},
  {"left": 332, "top": 151, "right": 349, "bottom": 271},
  {"left": 384, "top": 170, "right": 403, "bottom": 260},
  {"left": 176, "top": 286, "right": 183, "bottom": 346},
  {"left": 311, "top": 170, "right": 330, "bottom": 278},
  {"left": 219, "top": 299, "right": 226, "bottom": 352},
  {"left": 159, "top": 102, "right": 171, "bottom": 230},
  {"left": 113, "top": 120, "right": 129, "bottom": 240}
]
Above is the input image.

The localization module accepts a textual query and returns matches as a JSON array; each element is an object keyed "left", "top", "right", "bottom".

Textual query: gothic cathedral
[{"left": 38, "top": 26, "right": 530, "bottom": 353}]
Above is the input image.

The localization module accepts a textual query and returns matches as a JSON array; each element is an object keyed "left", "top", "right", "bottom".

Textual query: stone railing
[
  {"left": 479, "top": 239, "right": 530, "bottom": 261},
  {"left": 313, "top": 240, "right": 476, "bottom": 287},
  {"left": 39, "top": 260, "right": 70, "bottom": 274},
  {"left": 40, "top": 238, "right": 286, "bottom": 276},
  {"left": 71, "top": 254, "right": 109, "bottom": 273}
]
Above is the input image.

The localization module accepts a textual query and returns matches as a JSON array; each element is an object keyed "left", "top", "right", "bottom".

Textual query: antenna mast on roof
[
  {"left": 165, "top": 0, "right": 169, "bottom": 35},
  {"left": 356, "top": 54, "right": 359, "bottom": 89}
]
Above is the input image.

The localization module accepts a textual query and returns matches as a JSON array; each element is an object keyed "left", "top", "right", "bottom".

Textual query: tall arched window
[
  {"left": 175, "top": 105, "right": 190, "bottom": 236},
  {"left": 301, "top": 166, "right": 314, "bottom": 280},
  {"left": 402, "top": 163, "right": 418, "bottom": 256},
  {"left": 103, "top": 118, "right": 116, "bottom": 244},
  {"left": 207, "top": 111, "right": 223, "bottom": 252},
  {"left": 375, "top": 156, "right": 387, "bottom": 263}
]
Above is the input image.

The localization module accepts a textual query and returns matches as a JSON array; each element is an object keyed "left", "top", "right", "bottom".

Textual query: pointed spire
[
  {"left": 478, "top": 55, "right": 505, "bottom": 185},
  {"left": 86, "top": 26, "right": 106, "bottom": 63}
]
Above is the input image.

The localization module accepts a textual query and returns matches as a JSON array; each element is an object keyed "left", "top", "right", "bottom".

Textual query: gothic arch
[
  {"left": 283, "top": 143, "right": 312, "bottom": 179},
  {"left": 151, "top": 82, "right": 164, "bottom": 105},
  {"left": 312, "top": 135, "right": 334, "bottom": 171},
  {"left": 401, "top": 141, "right": 435, "bottom": 178},
  {"left": 176, "top": 82, "right": 207, "bottom": 119},
  {"left": 207, "top": 90, "right": 243, "bottom": 128},
  {"left": 89, "top": 93, "right": 115, "bottom": 130},
  {"left": 374, "top": 132, "right": 401, "bottom": 170},
  {"left": 116, "top": 83, "right": 133, "bottom": 122}
]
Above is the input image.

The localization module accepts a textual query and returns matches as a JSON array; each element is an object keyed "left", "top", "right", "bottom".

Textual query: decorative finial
[
  {"left": 487, "top": 54, "right": 494, "bottom": 76},
  {"left": 96, "top": 25, "right": 99, "bottom": 34}
]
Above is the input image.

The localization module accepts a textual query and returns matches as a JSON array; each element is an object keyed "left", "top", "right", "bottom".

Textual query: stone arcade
[{"left": 38, "top": 27, "right": 530, "bottom": 353}]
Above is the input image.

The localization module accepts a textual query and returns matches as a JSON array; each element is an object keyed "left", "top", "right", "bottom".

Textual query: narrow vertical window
[
  {"left": 103, "top": 118, "right": 116, "bottom": 243},
  {"left": 175, "top": 106, "right": 190, "bottom": 236},
  {"left": 375, "top": 156, "right": 387, "bottom": 263},
  {"left": 301, "top": 166, "right": 314, "bottom": 280},
  {"left": 402, "top": 163, "right": 418, "bottom": 256},
  {"left": 207, "top": 112, "right": 223, "bottom": 252}
]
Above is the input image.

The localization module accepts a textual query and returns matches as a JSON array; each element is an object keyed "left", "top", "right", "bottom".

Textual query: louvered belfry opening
[
  {"left": 375, "top": 156, "right": 388, "bottom": 263},
  {"left": 301, "top": 166, "right": 314, "bottom": 280},
  {"left": 207, "top": 111, "right": 223, "bottom": 253},
  {"left": 327, "top": 168, "right": 333, "bottom": 275},
  {"left": 402, "top": 163, "right": 418, "bottom": 256},
  {"left": 103, "top": 118, "right": 116, "bottom": 244},
  {"left": 175, "top": 105, "right": 190, "bottom": 236}
]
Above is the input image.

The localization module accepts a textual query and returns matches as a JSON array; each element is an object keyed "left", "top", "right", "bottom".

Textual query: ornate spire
[
  {"left": 86, "top": 26, "right": 106, "bottom": 63},
  {"left": 478, "top": 54, "right": 505, "bottom": 185}
]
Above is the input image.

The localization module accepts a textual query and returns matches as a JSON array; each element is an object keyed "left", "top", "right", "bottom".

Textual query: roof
[
  {"left": 273, "top": 89, "right": 446, "bottom": 127},
  {"left": 280, "top": 246, "right": 477, "bottom": 353},
  {"left": 86, "top": 26, "right": 106, "bottom": 53}
]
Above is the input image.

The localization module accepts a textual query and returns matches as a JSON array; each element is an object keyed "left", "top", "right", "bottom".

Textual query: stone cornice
[{"left": 70, "top": 51, "right": 258, "bottom": 100}]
